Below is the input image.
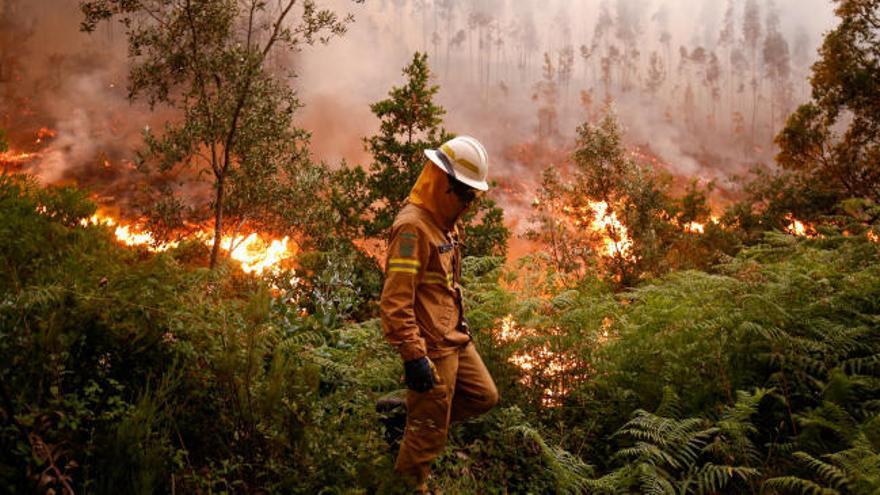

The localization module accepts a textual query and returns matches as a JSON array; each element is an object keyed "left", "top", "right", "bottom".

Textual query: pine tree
[
  {"left": 363, "top": 52, "right": 509, "bottom": 257},
  {"left": 363, "top": 52, "right": 450, "bottom": 238}
]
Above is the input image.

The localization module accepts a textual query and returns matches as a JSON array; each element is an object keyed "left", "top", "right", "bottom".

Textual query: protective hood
[{"left": 407, "top": 162, "right": 467, "bottom": 231}]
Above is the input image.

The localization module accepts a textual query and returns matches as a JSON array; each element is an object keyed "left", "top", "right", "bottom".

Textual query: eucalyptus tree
[
  {"left": 743, "top": 0, "right": 762, "bottom": 146},
  {"left": 776, "top": 0, "right": 880, "bottom": 203}
]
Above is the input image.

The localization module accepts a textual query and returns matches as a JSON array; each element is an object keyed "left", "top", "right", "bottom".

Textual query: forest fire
[
  {"left": 785, "top": 215, "right": 818, "bottom": 237},
  {"left": 684, "top": 221, "right": 705, "bottom": 234},
  {"left": 224, "top": 233, "right": 294, "bottom": 275},
  {"left": 564, "top": 201, "right": 634, "bottom": 259},
  {"left": 495, "top": 314, "right": 587, "bottom": 407},
  {"left": 0, "top": 150, "right": 39, "bottom": 165},
  {"left": 83, "top": 212, "right": 296, "bottom": 274}
]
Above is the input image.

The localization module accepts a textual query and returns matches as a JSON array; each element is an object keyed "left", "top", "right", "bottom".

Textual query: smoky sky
[
  {"left": 297, "top": 0, "right": 835, "bottom": 165},
  {"left": 0, "top": 0, "right": 839, "bottom": 223}
]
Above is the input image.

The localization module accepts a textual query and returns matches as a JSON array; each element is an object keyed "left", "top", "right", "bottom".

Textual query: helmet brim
[{"left": 424, "top": 149, "right": 490, "bottom": 191}]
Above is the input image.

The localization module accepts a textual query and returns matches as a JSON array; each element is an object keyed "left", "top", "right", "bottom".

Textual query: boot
[{"left": 376, "top": 389, "right": 407, "bottom": 448}]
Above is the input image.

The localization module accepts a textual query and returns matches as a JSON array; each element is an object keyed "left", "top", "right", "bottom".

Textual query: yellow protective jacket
[{"left": 380, "top": 163, "right": 471, "bottom": 361}]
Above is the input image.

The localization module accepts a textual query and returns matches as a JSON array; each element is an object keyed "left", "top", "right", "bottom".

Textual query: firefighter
[{"left": 380, "top": 136, "right": 499, "bottom": 493}]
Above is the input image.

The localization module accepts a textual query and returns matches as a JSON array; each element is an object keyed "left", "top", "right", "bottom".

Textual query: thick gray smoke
[{"left": 0, "top": 0, "right": 838, "bottom": 220}]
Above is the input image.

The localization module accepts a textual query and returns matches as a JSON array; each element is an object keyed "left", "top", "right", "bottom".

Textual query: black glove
[{"left": 404, "top": 357, "right": 436, "bottom": 392}]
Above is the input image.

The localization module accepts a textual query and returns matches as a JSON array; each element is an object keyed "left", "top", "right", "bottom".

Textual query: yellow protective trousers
[{"left": 394, "top": 341, "right": 499, "bottom": 486}]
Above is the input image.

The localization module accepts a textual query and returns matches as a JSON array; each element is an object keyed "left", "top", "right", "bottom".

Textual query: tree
[
  {"left": 645, "top": 51, "right": 667, "bottom": 95},
  {"left": 80, "top": 0, "right": 356, "bottom": 268},
  {"left": 719, "top": 0, "right": 737, "bottom": 132},
  {"left": 362, "top": 52, "right": 509, "bottom": 257},
  {"left": 526, "top": 167, "right": 595, "bottom": 275},
  {"left": 743, "top": 0, "right": 762, "bottom": 147},
  {"left": 776, "top": 0, "right": 880, "bottom": 203},
  {"left": 528, "top": 111, "right": 730, "bottom": 287},
  {"left": 363, "top": 52, "right": 451, "bottom": 238},
  {"left": 763, "top": 2, "right": 792, "bottom": 132},
  {"left": 569, "top": 113, "right": 675, "bottom": 286},
  {"left": 533, "top": 53, "right": 559, "bottom": 142},
  {"left": 0, "top": 129, "right": 7, "bottom": 153}
]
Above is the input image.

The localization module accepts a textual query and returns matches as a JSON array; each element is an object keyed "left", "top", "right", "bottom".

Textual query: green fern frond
[
  {"left": 636, "top": 463, "right": 676, "bottom": 495},
  {"left": 792, "top": 452, "right": 849, "bottom": 490},
  {"left": 509, "top": 424, "right": 594, "bottom": 494},
  {"left": 763, "top": 475, "right": 841, "bottom": 495}
]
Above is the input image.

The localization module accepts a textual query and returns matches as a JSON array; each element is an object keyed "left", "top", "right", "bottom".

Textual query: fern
[
  {"left": 764, "top": 434, "right": 880, "bottom": 495},
  {"left": 763, "top": 475, "right": 841, "bottom": 495},
  {"left": 510, "top": 423, "right": 594, "bottom": 494}
]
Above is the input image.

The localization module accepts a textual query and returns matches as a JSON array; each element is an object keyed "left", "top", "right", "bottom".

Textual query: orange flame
[
  {"left": 222, "top": 233, "right": 294, "bottom": 275},
  {"left": 82, "top": 211, "right": 296, "bottom": 274},
  {"left": 785, "top": 214, "right": 817, "bottom": 237},
  {"left": 683, "top": 221, "right": 704, "bottom": 234},
  {"left": 0, "top": 150, "right": 39, "bottom": 164},
  {"left": 495, "top": 314, "right": 601, "bottom": 407},
  {"left": 35, "top": 127, "right": 56, "bottom": 144},
  {"left": 564, "top": 201, "right": 634, "bottom": 259}
]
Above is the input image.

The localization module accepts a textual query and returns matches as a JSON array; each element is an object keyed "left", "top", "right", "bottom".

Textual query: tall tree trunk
[
  {"left": 210, "top": 176, "right": 225, "bottom": 269},
  {"left": 751, "top": 48, "right": 758, "bottom": 149}
]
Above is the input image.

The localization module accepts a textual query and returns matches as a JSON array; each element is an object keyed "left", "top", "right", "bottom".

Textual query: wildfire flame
[
  {"left": 82, "top": 211, "right": 296, "bottom": 274},
  {"left": 223, "top": 233, "right": 293, "bottom": 275},
  {"left": 495, "top": 313, "right": 605, "bottom": 407},
  {"left": 684, "top": 221, "right": 704, "bottom": 234},
  {"left": 785, "top": 214, "right": 817, "bottom": 237},
  {"left": 0, "top": 150, "right": 39, "bottom": 164},
  {"left": 564, "top": 201, "right": 634, "bottom": 259}
]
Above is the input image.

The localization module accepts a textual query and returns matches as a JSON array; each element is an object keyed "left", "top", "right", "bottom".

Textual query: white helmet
[{"left": 424, "top": 135, "right": 490, "bottom": 191}]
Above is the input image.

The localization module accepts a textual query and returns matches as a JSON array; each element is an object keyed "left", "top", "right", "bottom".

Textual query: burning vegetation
[
  {"left": 81, "top": 211, "right": 297, "bottom": 275},
  {"left": 2, "top": 0, "right": 880, "bottom": 493}
]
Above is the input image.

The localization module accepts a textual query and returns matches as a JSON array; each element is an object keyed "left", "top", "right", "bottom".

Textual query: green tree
[
  {"left": 776, "top": 0, "right": 880, "bottom": 203},
  {"left": 363, "top": 52, "right": 452, "bottom": 237},
  {"left": 526, "top": 167, "right": 596, "bottom": 275},
  {"left": 362, "top": 52, "right": 509, "bottom": 257},
  {"left": 80, "top": 0, "right": 356, "bottom": 268},
  {"left": 529, "top": 112, "right": 732, "bottom": 287},
  {"left": 461, "top": 195, "right": 510, "bottom": 258},
  {"left": 568, "top": 112, "right": 675, "bottom": 286}
]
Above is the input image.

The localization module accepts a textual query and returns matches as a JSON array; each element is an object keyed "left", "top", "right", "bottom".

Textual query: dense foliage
[
  {"left": 776, "top": 0, "right": 880, "bottom": 204},
  {"left": 528, "top": 113, "right": 738, "bottom": 288},
  {"left": 80, "top": 0, "right": 355, "bottom": 267},
  {"left": 3, "top": 170, "right": 880, "bottom": 494},
  {"left": 3, "top": 1, "right": 879, "bottom": 494},
  {"left": 338, "top": 52, "right": 511, "bottom": 258}
]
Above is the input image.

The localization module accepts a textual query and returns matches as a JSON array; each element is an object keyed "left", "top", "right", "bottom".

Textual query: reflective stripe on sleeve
[{"left": 387, "top": 258, "right": 421, "bottom": 275}]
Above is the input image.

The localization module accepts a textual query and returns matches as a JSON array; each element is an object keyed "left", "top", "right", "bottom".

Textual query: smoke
[
  {"left": 296, "top": 1, "right": 836, "bottom": 195},
  {"left": 1, "top": 0, "right": 839, "bottom": 224}
]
